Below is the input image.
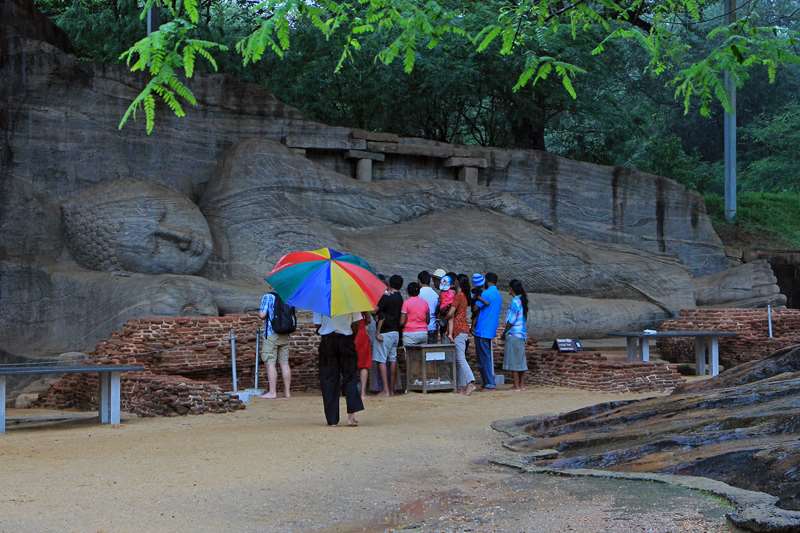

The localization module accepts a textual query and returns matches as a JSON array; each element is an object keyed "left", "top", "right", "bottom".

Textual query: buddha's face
[{"left": 62, "top": 180, "right": 212, "bottom": 275}]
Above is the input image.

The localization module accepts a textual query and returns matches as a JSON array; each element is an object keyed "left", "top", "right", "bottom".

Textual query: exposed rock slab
[{"left": 493, "top": 346, "right": 800, "bottom": 520}]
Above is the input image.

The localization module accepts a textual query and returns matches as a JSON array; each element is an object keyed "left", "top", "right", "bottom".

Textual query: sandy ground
[{"left": 0, "top": 387, "right": 733, "bottom": 532}]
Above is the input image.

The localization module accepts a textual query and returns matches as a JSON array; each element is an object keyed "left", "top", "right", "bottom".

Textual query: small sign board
[
  {"left": 552, "top": 338, "right": 583, "bottom": 352},
  {"left": 425, "top": 351, "right": 446, "bottom": 361}
]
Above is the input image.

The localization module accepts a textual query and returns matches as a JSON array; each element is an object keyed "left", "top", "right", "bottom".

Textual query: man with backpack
[{"left": 259, "top": 291, "right": 297, "bottom": 399}]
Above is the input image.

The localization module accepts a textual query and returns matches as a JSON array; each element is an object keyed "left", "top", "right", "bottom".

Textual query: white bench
[
  {"left": 0, "top": 364, "right": 143, "bottom": 433},
  {"left": 607, "top": 331, "right": 737, "bottom": 377}
]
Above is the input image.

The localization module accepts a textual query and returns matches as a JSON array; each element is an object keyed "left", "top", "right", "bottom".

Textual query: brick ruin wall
[
  {"left": 39, "top": 314, "right": 683, "bottom": 416},
  {"left": 657, "top": 308, "right": 800, "bottom": 368}
]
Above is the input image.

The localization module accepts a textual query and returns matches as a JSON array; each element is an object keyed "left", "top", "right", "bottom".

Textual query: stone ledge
[
  {"left": 344, "top": 149, "right": 385, "bottom": 161},
  {"left": 368, "top": 140, "right": 454, "bottom": 158},
  {"left": 283, "top": 134, "right": 367, "bottom": 150},
  {"left": 350, "top": 129, "right": 400, "bottom": 143},
  {"left": 444, "top": 156, "right": 489, "bottom": 168}
]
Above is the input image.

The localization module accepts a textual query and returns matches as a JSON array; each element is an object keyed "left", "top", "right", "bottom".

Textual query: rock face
[
  {"left": 201, "top": 139, "right": 696, "bottom": 313},
  {"left": 495, "top": 346, "right": 800, "bottom": 513},
  {"left": 0, "top": 0, "right": 784, "bottom": 368}
]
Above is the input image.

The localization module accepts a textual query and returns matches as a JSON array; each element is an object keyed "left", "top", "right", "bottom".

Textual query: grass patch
[{"left": 704, "top": 192, "right": 800, "bottom": 248}]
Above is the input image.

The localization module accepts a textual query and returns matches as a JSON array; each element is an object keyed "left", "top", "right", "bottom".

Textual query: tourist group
[{"left": 258, "top": 270, "right": 529, "bottom": 426}]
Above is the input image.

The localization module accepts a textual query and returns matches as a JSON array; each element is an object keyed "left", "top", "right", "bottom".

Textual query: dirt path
[{"left": 0, "top": 387, "right": 731, "bottom": 532}]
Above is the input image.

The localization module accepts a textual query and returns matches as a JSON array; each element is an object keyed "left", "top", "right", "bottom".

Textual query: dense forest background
[{"left": 35, "top": 0, "right": 800, "bottom": 246}]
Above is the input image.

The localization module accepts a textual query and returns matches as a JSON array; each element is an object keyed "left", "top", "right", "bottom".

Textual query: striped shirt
[{"left": 505, "top": 296, "right": 527, "bottom": 339}]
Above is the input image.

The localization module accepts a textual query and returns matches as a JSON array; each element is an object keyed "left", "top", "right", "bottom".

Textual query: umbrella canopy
[{"left": 266, "top": 247, "right": 385, "bottom": 316}]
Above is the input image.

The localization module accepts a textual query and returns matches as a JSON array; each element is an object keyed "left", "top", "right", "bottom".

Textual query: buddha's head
[{"left": 62, "top": 179, "right": 212, "bottom": 274}]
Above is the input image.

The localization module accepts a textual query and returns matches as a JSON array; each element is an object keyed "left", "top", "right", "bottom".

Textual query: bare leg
[
  {"left": 359, "top": 368, "right": 368, "bottom": 402},
  {"left": 518, "top": 372, "right": 527, "bottom": 391},
  {"left": 379, "top": 362, "right": 390, "bottom": 396},
  {"left": 260, "top": 362, "right": 278, "bottom": 399},
  {"left": 280, "top": 361, "right": 291, "bottom": 398},
  {"left": 389, "top": 361, "right": 398, "bottom": 396}
]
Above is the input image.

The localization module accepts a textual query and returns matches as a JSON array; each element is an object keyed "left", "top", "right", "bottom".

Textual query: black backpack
[{"left": 268, "top": 292, "right": 297, "bottom": 335}]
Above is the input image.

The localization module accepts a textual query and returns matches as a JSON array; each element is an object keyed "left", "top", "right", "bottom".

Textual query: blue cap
[{"left": 472, "top": 273, "right": 485, "bottom": 287}]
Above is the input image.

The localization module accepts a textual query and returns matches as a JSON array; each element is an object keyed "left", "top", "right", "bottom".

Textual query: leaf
[
  {"left": 403, "top": 46, "right": 415, "bottom": 73},
  {"left": 183, "top": 46, "right": 196, "bottom": 78},
  {"left": 476, "top": 26, "right": 501, "bottom": 53},
  {"left": 183, "top": 0, "right": 200, "bottom": 24},
  {"left": 561, "top": 74, "right": 577, "bottom": 99},
  {"left": 144, "top": 93, "right": 156, "bottom": 135}
]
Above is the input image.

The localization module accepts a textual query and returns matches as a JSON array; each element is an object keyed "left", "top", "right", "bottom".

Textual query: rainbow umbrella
[{"left": 266, "top": 247, "right": 385, "bottom": 316}]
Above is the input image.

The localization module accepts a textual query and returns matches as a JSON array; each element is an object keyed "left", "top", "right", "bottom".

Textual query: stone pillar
[
  {"left": 356, "top": 158, "right": 373, "bottom": 182},
  {"left": 345, "top": 150, "right": 383, "bottom": 181},
  {"left": 458, "top": 167, "right": 478, "bottom": 186}
]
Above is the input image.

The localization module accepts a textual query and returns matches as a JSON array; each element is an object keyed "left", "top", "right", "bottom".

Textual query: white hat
[{"left": 432, "top": 268, "right": 447, "bottom": 278}]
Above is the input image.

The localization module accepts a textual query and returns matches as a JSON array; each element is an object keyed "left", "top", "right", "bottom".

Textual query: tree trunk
[{"left": 511, "top": 116, "right": 546, "bottom": 151}]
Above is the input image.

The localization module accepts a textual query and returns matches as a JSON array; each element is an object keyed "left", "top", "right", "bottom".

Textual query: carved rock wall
[{"left": 0, "top": 0, "right": 750, "bottom": 367}]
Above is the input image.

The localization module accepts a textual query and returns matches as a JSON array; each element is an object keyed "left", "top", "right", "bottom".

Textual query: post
[
  {"left": 768, "top": 304, "right": 773, "bottom": 338},
  {"left": 694, "top": 337, "right": 707, "bottom": 376},
  {"left": 710, "top": 337, "right": 720, "bottom": 377},
  {"left": 230, "top": 329, "right": 238, "bottom": 393},
  {"left": 724, "top": 0, "right": 737, "bottom": 222},
  {"left": 626, "top": 337, "right": 638, "bottom": 362},
  {"left": 355, "top": 159, "right": 373, "bottom": 182},
  {"left": 640, "top": 337, "right": 650, "bottom": 362},
  {"left": 254, "top": 327, "right": 261, "bottom": 390},
  {"left": 458, "top": 167, "right": 479, "bottom": 186},
  {"left": 99, "top": 372, "right": 111, "bottom": 424},
  {"left": 110, "top": 372, "right": 121, "bottom": 426},
  {"left": 0, "top": 376, "right": 6, "bottom": 434}
]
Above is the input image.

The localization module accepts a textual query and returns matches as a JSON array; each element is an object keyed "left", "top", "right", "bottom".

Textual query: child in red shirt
[{"left": 355, "top": 312, "right": 372, "bottom": 402}]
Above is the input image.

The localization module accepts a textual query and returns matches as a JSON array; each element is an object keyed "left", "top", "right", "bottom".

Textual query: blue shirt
[
  {"left": 474, "top": 285, "right": 502, "bottom": 339},
  {"left": 505, "top": 296, "right": 527, "bottom": 339},
  {"left": 259, "top": 293, "right": 276, "bottom": 337}
]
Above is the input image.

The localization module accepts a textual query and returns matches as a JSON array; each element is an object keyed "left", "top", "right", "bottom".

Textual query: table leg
[
  {"left": 640, "top": 337, "right": 650, "bottom": 362},
  {"left": 421, "top": 351, "right": 427, "bottom": 394},
  {"left": 709, "top": 337, "right": 720, "bottom": 377},
  {"left": 626, "top": 337, "right": 638, "bottom": 362},
  {"left": 694, "top": 338, "right": 706, "bottom": 376},
  {"left": 98, "top": 372, "right": 110, "bottom": 424},
  {"left": 0, "top": 376, "right": 6, "bottom": 434},
  {"left": 452, "top": 355, "right": 457, "bottom": 393},
  {"left": 110, "top": 372, "right": 121, "bottom": 426},
  {"left": 704, "top": 337, "right": 714, "bottom": 377}
]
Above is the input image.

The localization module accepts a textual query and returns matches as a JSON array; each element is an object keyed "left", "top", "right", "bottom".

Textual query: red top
[
  {"left": 401, "top": 296, "right": 429, "bottom": 333},
  {"left": 452, "top": 292, "right": 470, "bottom": 337},
  {"left": 355, "top": 319, "right": 371, "bottom": 369}
]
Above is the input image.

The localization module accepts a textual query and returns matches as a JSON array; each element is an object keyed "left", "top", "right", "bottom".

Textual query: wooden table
[
  {"left": 0, "top": 364, "right": 143, "bottom": 433},
  {"left": 403, "top": 344, "right": 457, "bottom": 393},
  {"left": 607, "top": 331, "right": 737, "bottom": 377}
]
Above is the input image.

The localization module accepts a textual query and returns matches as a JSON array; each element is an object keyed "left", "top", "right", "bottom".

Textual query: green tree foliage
[
  {"left": 35, "top": 0, "right": 144, "bottom": 62},
  {"left": 740, "top": 103, "right": 800, "bottom": 191},
  {"left": 35, "top": 0, "right": 800, "bottom": 198},
  {"left": 108, "top": 0, "right": 800, "bottom": 136}
]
